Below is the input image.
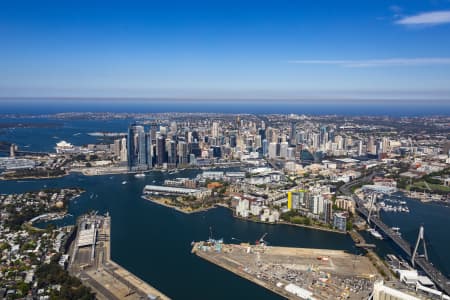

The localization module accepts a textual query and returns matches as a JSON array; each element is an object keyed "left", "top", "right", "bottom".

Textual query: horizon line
[{"left": 0, "top": 96, "right": 450, "bottom": 103}]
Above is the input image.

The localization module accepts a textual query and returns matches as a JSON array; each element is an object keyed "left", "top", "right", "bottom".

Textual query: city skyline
[{"left": 1, "top": 0, "right": 450, "bottom": 101}]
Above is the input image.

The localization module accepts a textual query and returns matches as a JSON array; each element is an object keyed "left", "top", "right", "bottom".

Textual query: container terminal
[{"left": 192, "top": 239, "right": 381, "bottom": 300}]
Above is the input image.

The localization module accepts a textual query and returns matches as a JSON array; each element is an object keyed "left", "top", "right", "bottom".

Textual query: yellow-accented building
[{"left": 287, "top": 190, "right": 308, "bottom": 210}]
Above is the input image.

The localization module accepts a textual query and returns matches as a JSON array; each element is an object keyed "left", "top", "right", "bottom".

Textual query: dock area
[
  {"left": 349, "top": 230, "right": 393, "bottom": 280},
  {"left": 192, "top": 241, "right": 381, "bottom": 300},
  {"left": 69, "top": 213, "right": 170, "bottom": 300}
]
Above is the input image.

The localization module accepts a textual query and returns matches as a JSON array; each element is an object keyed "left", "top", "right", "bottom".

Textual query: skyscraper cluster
[{"left": 117, "top": 116, "right": 401, "bottom": 171}]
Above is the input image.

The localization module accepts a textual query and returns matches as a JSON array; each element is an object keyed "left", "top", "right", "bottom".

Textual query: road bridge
[{"left": 340, "top": 177, "right": 450, "bottom": 295}]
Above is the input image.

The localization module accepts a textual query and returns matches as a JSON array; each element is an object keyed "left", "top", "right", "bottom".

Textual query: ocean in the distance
[{"left": 1, "top": 98, "right": 449, "bottom": 116}]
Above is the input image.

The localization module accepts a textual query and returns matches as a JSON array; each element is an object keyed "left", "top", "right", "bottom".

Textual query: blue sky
[{"left": 1, "top": 0, "right": 450, "bottom": 100}]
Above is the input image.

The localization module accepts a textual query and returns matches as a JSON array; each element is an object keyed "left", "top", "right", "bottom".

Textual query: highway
[{"left": 340, "top": 175, "right": 450, "bottom": 296}]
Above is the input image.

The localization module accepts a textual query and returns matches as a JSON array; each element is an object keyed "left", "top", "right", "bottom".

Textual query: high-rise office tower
[
  {"left": 312, "top": 133, "right": 320, "bottom": 149},
  {"left": 156, "top": 135, "right": 166, "bottom": 166},
  {"left": 334, "top": 135, "right": 343, "bottom": 150},
  {"left": 320, "top": 126, "right": 328, "bottom": 146},
  {"left": 167, "top": 140, "right": 177, "bottom": 168},
  {"left": 309, "top": 194, "right": 324, "bottom": 215},
  {"left": 230, "top": 135, "right": 237, "bottom": 148},
  {"left": 290, "top": 122, "right": 296, "bottom": 146},
  {"left": 286, "top": 147, "right": 295, "bottom": 160},
  {"left": 113, "top": 139, "right": 121, "bottom": 158},
  {"left": 170, "top": 121, "right": 177, "bottom": 133},
  {"left": 268, "top": 142, "right": 278, "bottom": 159},
  {"left": 368, "top": 136, "right": 376, "bottom": 155},
  {"left": 177, "top": 141, "right": 188, "bottom": 166},
  {"left": 262, "top": 139, "right": 268, "bottom": 157},
  {"left": 146, "top": 132, "right": 153, "bottom": 168},
  {"left": 280, "top": 142, "right": 289, "bottom": 158},
  {"left": 212, "top": 121, "right": 219, "bottom": 137},
  {"left": 255, "top": 135, "right": 262, "bottom": 149},
  {"left": 323, "top": 199, "right": 333, "bottom": 224},
  {"left": 382, "top": 137, "right": 390, "bottom": 153},
  {"left": 189, "top": 142, "right": 201, "bottom": 157},
  {"left": 120, "top": 137, "right": 128, "bottom": 162},
  {"left": 150, "top": 122, "right": 158, "bottom": 141},
  {"left": 127, "top": 124, "right": 147, "bottom": 171}
]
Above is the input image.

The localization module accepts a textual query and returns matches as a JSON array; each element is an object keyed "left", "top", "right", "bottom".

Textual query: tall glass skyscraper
[{"left": 127, "top": 124, "right": 148, "bottom": 171}]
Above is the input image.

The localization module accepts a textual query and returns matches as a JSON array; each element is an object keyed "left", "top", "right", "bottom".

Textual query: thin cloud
[
  {"left": 396, "top": 10, "right": 450, "bottom": 26},
  {"left": 287, "top": 58, "right": 450, "bottom": 68},
  {"left": 389, "top": 5, "right": 403, "bottom": 14}
]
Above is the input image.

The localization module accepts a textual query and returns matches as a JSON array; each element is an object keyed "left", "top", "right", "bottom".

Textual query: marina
[{"left": 378, "top": 197, "right": 410, "bottom": 213}]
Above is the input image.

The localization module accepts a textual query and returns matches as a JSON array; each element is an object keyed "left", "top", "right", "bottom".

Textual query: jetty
[{"left": 69, "top": 213, "right": 170, "bottom": 300}]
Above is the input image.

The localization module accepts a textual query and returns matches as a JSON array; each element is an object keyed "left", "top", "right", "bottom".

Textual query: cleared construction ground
[
  {"left": 192, "top": 241, "right": 381, "bottom": 300},
  {"left": 69, "top": 213, "right": 170, "bottom": 300}
]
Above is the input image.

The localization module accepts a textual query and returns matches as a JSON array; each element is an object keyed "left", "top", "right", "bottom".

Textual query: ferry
[
  {"left": 367, "top": 228, "right": 383, "bottom": 240},
  {"left": 134, "top": 173, "right": 146, "bottom": 178}
]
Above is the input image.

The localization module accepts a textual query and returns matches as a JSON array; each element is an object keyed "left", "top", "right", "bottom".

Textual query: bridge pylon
[
  {"left": 367, "top": 193, "right": 376, "bottom": 225},
  {"left": 411, "top": 225, "right": 428, "bottom": 267}
]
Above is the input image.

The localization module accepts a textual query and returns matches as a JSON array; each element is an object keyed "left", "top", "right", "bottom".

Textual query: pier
[{"left": 69, "top": 213, "right": 170, "bottom": 300}]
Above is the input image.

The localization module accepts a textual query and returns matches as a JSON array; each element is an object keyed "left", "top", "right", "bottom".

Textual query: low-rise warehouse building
[{"left": 143, "top": 185, "right": 211, "bottom": 198}]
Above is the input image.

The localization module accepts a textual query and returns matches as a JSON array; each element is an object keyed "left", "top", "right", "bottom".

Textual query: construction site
[
  {"left": 68, "top": 213, "right": 170, "bottom": 300},
  {"left": 192, "top": 237, "right": 381, "bottom": 300}
]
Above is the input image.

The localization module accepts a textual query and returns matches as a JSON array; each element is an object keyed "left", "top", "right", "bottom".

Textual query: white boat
[
  {"left": 367, "top": 228, "right": 383, "bottom": 240},
  {"left": 134, "top": 173, "right": 146, "bottom": 178},
  {"left": 122, "top": 181, "right": 127, "bottom": 185}
]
